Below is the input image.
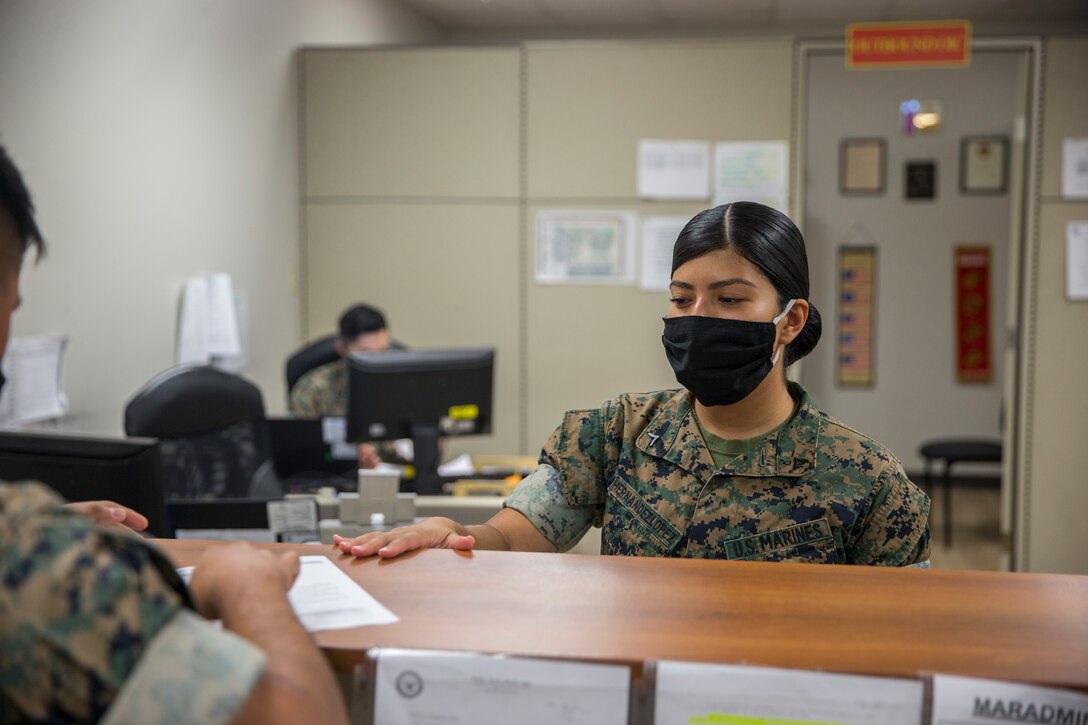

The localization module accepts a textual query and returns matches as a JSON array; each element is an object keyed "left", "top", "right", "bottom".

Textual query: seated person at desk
[
  {"left": 334, "top": 202, "right": 931, "bottom": 566},
  {"left": 289, "top": 303, "right": 395, "bottom": 468},
  {"left": 0, "top": 144, "right": 346, "bottom": 724}
]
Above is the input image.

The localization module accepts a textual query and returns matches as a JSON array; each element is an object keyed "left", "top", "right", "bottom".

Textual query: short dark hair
[
  {"left": 0, "top": 145, "right": 45, "bottom": 260},
  {"left": 338, "top": 304, "right": 387, "bottom": 340},
  {"left": 671, "top": 201, "right": 822, "bottom": 366}
]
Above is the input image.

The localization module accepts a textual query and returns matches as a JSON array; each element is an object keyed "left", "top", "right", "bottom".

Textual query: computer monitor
[
  {"left": 0, "top": 431, "right": 169, "bottom": 538},
  {"left": 266, "top": 417, "right": 357, "bottom": 492},
  {"left": 345, "top": 347, "right": 494, "bottom": 494}
]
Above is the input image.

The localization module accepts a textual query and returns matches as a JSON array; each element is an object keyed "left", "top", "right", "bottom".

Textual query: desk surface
[{"left": 157, "top": 540, "right": 1088, "bottom": 690}]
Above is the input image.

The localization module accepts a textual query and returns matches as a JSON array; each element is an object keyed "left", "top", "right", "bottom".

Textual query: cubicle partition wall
[{"left": 298, "top": 40, "right": 793, "bottom": 456}]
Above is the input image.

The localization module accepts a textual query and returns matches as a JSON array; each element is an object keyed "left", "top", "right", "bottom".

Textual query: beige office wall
[
  {"left": 526, "top": 41, "right": 793, "bottom": 199},
  {"left": 0, "top": 1, "right": 435, "bottom": 435},
  {"left": 524, "top": 40, "right": 793, "bottom": 448},
  {"left": 301, "top": 48, "right": 522, "bottom": 457},
  {"left": 0, "top": 0, "right": 304, "bottom": 433},
  {"left": 1021, "top": 37, "right": 1088, "bottom": 574},
  {"left": 301, "top": 0, "right": 437, "bottom": 45},
  {"left": 302, "top": 48, "right": 521, "bottom": 200}
]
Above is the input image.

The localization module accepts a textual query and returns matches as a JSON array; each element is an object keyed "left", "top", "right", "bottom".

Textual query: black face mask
[{"left": 661, "top": 300, "right": 795, "bottom": 407}]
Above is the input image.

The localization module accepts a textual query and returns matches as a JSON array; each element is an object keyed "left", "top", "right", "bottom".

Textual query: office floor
[{"left": 925, "top": 483, "right": 1007, "bottom": 571}]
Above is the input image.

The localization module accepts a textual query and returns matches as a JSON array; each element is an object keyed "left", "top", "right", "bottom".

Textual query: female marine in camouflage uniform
[{"left": 335, "top": 202, "right": 930, "bottom": 566}]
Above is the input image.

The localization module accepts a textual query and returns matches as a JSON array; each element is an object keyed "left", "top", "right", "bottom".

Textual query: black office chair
[
  {"left": 918, "top": 438, "right": 1002, "bottom": 548},
  {"left": 124, "top": 365, "right": 282, "bottom": 501},
  {"left": 285, "top": 334, "right": 406, "bottom": 397},
  {"left": 285, "top": 335, "right": 340, "bottom": 393}
]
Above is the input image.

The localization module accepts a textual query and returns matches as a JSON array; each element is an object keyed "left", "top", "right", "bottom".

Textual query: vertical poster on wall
[
  {"left": 838, "top": 246, "right": 876, "bottom": 387},
  {"left": 956, "top": 245, "right": 991, "bottom": 382}
]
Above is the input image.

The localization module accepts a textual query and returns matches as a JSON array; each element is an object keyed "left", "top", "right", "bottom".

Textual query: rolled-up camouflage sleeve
[
  {"left": 102, "top": 609, "right": 265, "bottom": 725},
  {"left": 503, "top": 405, "right": 617, "bottom": 551},
  {"left": 504, "top": 464, "right": 597, "bottom": 552},
  {"left": 847, "top": 468, "right": 932, "bottom": 566}
]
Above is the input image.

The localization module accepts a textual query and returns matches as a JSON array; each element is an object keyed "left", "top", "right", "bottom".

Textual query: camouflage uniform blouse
[
  {"left": 289, "top": 360, "right": 346, "bottom": 418},
  {"left": 505, "top": 383, "right": 930, "bottom": 566},
  {"left": 0, "top": 483, "right": 264, "bottom": 723}
]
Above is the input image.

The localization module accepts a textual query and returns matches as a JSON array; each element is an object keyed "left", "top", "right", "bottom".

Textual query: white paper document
[
  {"left": 638, "top": 139, "right": 711, "bottom": 199},
  {"left": 1067, "top": 221, "right": 1088, "bottom": 300},
  {"left": 288, "top": 555, "right": 397, "bottom": 631},
  {"left": 373, "top": 648, "right": 630, "bottom": 725},
  {"left": 1062, "top": 137, "right": 1088, "bottom": 199},
  {"left": 641, "top": 216, "right": 689, "bottom": 291},
  {"left": 654, "top": 661, "right": 923, "bottom": 725},
  {"left": 0, "top": 335, "right": 69, "bottom": 427},
  {"left": 931, "top": 673, "right": 1088, "bottom": 725},
  {"left": 714, "top": 141, "right": 789, "bottom": 213},
  {"left": 176, "top": 273, "right": 243, "bottom": 366},
  {"left": 437, "top": 452, "right": 475, "bottom": 476},
  {"left": 177, "top": 555, "right": 397, "bottom": 632},
  {"left": 536, "top": 210, "right": 637, "bottom": 284}
]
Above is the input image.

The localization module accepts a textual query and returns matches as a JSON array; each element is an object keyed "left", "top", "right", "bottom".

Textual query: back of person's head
[
  {"left": 338, "top": 304, "right": 387, "bottom": 341},
  {"left": 671, "top": 201, "right": 821, "bottom": 366},
  {"left": 0, "top": 144, "right": 45, "bottom": 262}
]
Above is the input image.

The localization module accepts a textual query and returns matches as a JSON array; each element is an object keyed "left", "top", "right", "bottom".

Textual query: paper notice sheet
[
  {"left": 0, "top": 335, "right": 69, "bottom": 426},
  {"left": 713, "top": 140, "right": 789, "bottom": 212},
  {"left": 1067, "top": 221, "right": 1088, "bottom": 300},
  {"left": 641, "top": 216, "right": 688, "bottom": 291},
  {"left": 654, "top": 661, "right": 923, "bottom": 725},
  {"left": 931, "top": 673, "right": 1088, "bottom": 725},
  {"left": 373, "top": 648, "right": 630, "bottom": 725},
  {"left": 177, "top": 555, "right": 397, "bottom": 632},
  {"left": 638, "top": 139, "right": 711, "bottom": 200}
]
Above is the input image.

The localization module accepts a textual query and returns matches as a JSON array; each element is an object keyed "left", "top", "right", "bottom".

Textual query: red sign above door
[{"left": 846, "top": 21, "right": 971, "bottom": 69}]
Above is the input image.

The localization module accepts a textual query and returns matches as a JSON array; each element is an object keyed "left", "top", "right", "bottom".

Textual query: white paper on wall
[
  {"left": 0, "top": 335, "right": 69, "bottom": 427},
  {"left": 713, "top": 141, "right": 789, "bottom": 213},
  {"left": 1061, "top": 137, "right": 1088, "bottom": 199},
  {"left": 640, "top": 216, "right": 689, "bottom": 291},
  {"left": 1067, "top": 221, "right": 1088, "bottom": 300},
  {"left": 637, "top": 139, "right": 711, "bottom": 200}
]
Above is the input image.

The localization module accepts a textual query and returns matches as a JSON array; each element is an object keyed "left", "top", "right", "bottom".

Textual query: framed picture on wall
[
  {"left": 905, "top": 160, "right": 937, "bottom": 200},
  {"left": 840, "top": 138, "right": 886, "bottom": 195},
  {"left": 960, "top": 136, "right": 1008, "bottom": 194}
]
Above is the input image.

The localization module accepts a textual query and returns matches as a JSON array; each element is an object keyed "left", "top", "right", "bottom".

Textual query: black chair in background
[
  {"left": 918, "top": 438, "right": 1002, "bottom": 548},
  {"left": 285, "top": 334, "right": 406, "bottom": 398},
  {"left": 124, "top": 365, "right": 282, "bottom": 501},
  {"left": 285, "top": 334, "right": 340, "bottom": 393}
]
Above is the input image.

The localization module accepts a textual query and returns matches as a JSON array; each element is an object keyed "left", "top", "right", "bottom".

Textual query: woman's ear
[{"left": 778, "top": 299, "right": 809, "bottom": 346}]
